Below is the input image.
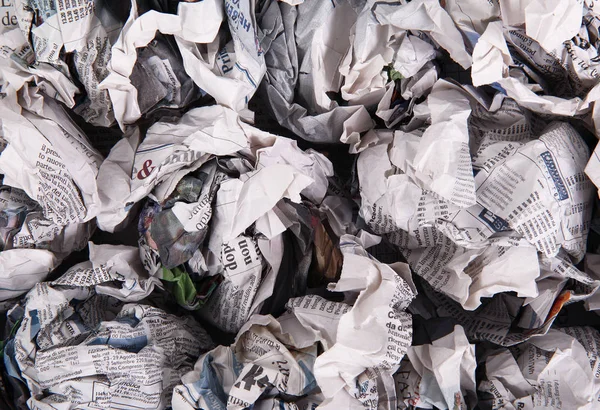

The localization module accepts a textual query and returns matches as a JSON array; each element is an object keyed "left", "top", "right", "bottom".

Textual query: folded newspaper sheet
[{"left": 3, "top": 0, "right": 600, "bottom": 409}]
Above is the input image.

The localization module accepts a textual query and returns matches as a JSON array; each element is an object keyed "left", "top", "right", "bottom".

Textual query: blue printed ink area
[
  {"left": 224, "top": 0, "right": 252, "bottom": 33},
  {"left": 29, "top": 309, "right": 40, "bottom": 339},
  {"left": 87, "top": 335, "right": 148, "bottom": 353},
  {"left": 188, "top": 355, "right": 228, "bottom": 410},
  {"left": 478, "top": 208, "right": 510, "bottom": 232},
  {"left": 540, "top": 151, "right": 569, "bottom": 201}
]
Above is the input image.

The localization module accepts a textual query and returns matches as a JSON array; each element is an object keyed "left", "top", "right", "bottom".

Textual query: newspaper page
[
  {"left": 5, "top": 255, "right": 213, "bottom": 409},
  {"left": 278, "top": 294, "right": 351, "bottom": 350},
  {"left": 474, "top": 122, "right": 593, "bottom": 261},
  {"left": 407, "top": 324, "right": 476, "bottom": 410},
  {"left": 172, "top": 314, "right": 320, "bottom": 409},
  {"left": 314, "top": 234, "right": 416, "bottom": 409},
  {"left": 257, "top": 0, "right": 374, "bottom": 144},
  {"left": 96, "top": 105, "right": 248, "bottom": 232},
  {"left": 0, "top": 95, "right": 103, "bottom": 225},
  {"left": 479, "top": 327, "right": 600, "bottom": 409}
]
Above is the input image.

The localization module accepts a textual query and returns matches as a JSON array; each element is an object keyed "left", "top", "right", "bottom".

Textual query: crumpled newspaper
[
  {"left": 173, "top": 233, "right": 415, "bottom": 409},
  {"left": 0, "top": 87, "right": 99, "bottom": 301},
  {"left": 2, "top": 243, "right": 212, "bottom": 409},
  {"left": 3, "top": 0, "right": 600, "bottom": 409},
  {"left": 478, "top": 326, "right": 600, "bottom": 409},
  {"left": 173, "top": 314, "right": 322, "bottom": 409},
  {"left": 404, "top": 321, "right": 477, "bottom": 410},
  {"left": 96, "top": 104, "right": 335, "bottom": 333}
]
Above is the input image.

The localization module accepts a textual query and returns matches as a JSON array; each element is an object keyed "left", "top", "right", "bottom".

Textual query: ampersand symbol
[{"left": 137, "top": 159, "right": 155, "bottom": 180}]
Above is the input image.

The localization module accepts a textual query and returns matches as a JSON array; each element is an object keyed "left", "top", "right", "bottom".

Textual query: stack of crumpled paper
[{"left": 3, "top": 0, "right": 600, "bottom": 409}]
